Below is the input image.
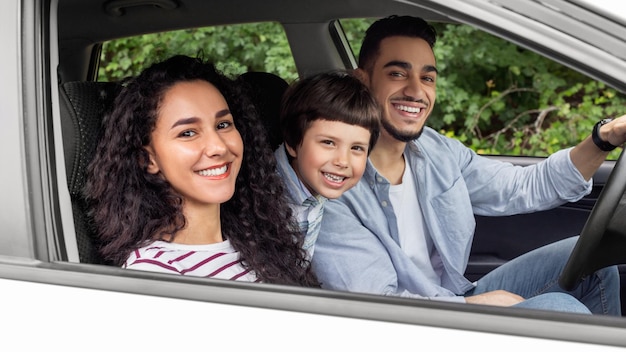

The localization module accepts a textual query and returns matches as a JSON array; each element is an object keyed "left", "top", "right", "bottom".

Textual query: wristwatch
[{"left": 592, "top": 118, "right": 617, "bottom": 152}]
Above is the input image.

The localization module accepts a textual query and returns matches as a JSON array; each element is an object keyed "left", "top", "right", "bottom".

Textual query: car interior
[{"left": 52, "top": 0, "right": 626, "bottom": 316}]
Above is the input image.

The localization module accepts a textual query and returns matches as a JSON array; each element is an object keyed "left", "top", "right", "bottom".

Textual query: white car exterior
[{"left": 1, "top": 1, "right": 626, "bottom": 350}]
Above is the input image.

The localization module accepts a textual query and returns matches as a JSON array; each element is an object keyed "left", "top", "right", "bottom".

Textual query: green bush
[
  {"left": 429, "top": 24, "right": 625, "bottom": 159},
  {"left": 98, "top": 22, "right": 298, "bottom": 82}
]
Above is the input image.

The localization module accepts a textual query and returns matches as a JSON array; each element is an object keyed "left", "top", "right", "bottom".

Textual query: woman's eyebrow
[
  {"left": 215, "top": 109, "right": 231, "bottom": 118},
  {"left": 170, "top": 109, "right": 231, "bottom": 129},
  {"left": 171, "top": 116, "right": 200, "bottom": 129}
]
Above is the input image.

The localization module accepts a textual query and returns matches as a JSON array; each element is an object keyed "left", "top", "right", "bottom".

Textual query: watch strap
[{"left": 592, "top": 119, "right": 617, "bottom": 152}]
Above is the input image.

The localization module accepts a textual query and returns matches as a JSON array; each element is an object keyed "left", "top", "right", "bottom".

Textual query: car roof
[
  {"left": 55, "top": 0, "right": 626, "bottom": 91},
  {"left": 57, "top": 0, "right": 450, "bottom": 41}
]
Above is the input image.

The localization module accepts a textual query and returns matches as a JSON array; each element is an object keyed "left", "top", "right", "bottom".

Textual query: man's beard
[{"left": 381, "top": 115, "right": 423, "bottom": 142}]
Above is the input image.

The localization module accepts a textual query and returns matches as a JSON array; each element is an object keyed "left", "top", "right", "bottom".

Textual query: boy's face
[{"left": 286, "top": 119, "right": 371, "bottom": 199}]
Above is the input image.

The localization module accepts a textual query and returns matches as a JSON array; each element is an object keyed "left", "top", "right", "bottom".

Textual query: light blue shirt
[
  {"left": 275, "top": 144, "right": 327, "bottom": 258},
  {"left": 312, "top": 127, "right": 591, "bottom": 303}
]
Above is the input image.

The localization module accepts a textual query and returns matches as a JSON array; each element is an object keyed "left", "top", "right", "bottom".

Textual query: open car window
[{"left": 340, "top": 18, "right": 626, "bottom": 160}]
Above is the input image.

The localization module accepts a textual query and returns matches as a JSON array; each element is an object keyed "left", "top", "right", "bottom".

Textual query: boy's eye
[
  {"left": 321, "top": 139, "right": 335, "bottom": 146},
  {"left": 352, "top": 145, "right": 366, "bottom": 152}
]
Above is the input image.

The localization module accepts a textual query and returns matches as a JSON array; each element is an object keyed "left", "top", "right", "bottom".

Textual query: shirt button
[
  {"left": 381, "top": 200, "right": 388, "bottom": 207},
  {"left": 377, "top": 177, "right": 383, "bottom": 183}
]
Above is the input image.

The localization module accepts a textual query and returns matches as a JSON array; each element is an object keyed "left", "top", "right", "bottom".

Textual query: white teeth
[
  {"left": 396, "top": 104, "right": 421, "bottom": 113},
  {"left": 324, "top": 173, "right": 345, "bottom": 182},
  {"left": 198, "top": 165, "right": 228, "bottom": 177}
]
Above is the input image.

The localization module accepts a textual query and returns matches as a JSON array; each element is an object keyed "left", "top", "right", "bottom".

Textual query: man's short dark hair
[{"left": 358, "top": 15, "right": 437, "bottom": 72}]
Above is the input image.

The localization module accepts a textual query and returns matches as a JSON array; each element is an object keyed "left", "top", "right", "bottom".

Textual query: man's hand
[
  {"left": 601, "top": 114, "right": 626, "bottom": 148},
  {"left": 465, "top": 290, "right": 525, "bottom": 307},
  {"left": 571, "top": 114, "right": 626, "bottom": 180}
]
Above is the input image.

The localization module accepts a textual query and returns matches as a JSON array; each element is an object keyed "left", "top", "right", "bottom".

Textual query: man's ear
[
  {"left": 353, "top": 68, "right": 369, "bottom": 85},
  {"left": 144, "top": 145, "right": 160, "bottom": 174},
  {"left": 285, "top": 143, "right": 298, "bottom": 159}
]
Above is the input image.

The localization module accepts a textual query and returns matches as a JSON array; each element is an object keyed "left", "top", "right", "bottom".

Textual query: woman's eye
[
  {"left": 179, "top": 130, "right": 196, "bottom": 137},
  {"left": 217, "top": 121, "right": 233, "bottom": 130}
]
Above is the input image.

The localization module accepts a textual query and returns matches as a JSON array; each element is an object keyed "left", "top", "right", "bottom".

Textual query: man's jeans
[{"left": 466, "top": 236, "right": 621, "bottom": 315}]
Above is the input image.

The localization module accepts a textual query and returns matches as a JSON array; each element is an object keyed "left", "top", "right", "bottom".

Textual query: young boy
[{"left": 275, "top": 71, "right": 380, "bottom": 258}]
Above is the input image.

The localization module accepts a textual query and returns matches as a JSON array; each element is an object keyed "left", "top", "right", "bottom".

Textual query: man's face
[{"left": 364, "top": 36, "right": 437, "bottom": 142}]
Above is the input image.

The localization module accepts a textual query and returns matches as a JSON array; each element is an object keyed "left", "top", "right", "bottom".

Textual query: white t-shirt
[
  {"left": 124, "top": 240, "right": 258, "bottom": 282},
  {"left": 389, "top": 159, "right": 442, "bottom": 285}
]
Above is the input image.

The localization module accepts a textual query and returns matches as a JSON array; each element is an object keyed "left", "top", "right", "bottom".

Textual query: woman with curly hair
[{"left": 85, "top": 55, "right": 319, "bottom": 287}]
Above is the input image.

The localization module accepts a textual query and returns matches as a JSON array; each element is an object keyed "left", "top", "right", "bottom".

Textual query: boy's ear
[
  {"left": 285, "top": 143, "right": 298, "bottom": 159},
  {"left": 144, "top": 145, "right": 160, "bottom": 174}
]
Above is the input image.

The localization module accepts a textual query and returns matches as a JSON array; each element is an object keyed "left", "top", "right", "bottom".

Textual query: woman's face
[{"left": 145, "top": 79, "right": 244, "bottom": 208}]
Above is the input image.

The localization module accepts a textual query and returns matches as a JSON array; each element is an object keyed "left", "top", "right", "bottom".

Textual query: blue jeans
[{"left": 466, "top": 236, "right": 621, "bottom": 315}]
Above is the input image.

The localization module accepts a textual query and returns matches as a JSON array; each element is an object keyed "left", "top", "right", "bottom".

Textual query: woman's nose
[{"left": 203, "top": 132, "right": 228, "bottom": 157}]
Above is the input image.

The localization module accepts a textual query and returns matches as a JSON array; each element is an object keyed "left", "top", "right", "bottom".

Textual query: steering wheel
[{"left": 559, "top": 148, "right": 626, "bottom": 291}]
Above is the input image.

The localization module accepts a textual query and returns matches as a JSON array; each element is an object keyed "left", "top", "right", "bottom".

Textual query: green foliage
[
  {"left": 98, "top": 22, "right": 298, "bottom": 82},
  {"left": 429, "top": 24, "right": 626, "bottom": 159},
  {"left": 99, "top": 20, "right": 626, "bottom": 160}
]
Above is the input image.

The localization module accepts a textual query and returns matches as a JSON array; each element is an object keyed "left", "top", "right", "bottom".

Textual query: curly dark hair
[{"left": 84, "top": 55, "right": 319, "bottom": 287}]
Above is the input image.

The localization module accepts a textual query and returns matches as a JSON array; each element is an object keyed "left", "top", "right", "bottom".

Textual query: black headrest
[{"left": 59, "top": 81, "right": 121, "bottom": 264}]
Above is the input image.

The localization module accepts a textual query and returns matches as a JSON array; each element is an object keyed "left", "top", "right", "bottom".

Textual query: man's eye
[{"left": 390, "top": 71, "right": 405, "bottom": 78}]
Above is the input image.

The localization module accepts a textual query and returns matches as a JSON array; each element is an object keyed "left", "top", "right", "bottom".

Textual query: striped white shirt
[{"left": 123, "top": 240, "right": 259, "bottom": 282}]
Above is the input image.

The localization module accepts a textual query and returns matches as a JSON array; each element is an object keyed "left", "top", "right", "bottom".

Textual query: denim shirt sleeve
[{"left": 454, "top": 143, "right": 592, "bottom": 216}]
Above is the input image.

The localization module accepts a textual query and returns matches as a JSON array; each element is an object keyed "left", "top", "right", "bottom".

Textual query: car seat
[{"left": 59, "top": 81, "right": 121, "bottom": 264}]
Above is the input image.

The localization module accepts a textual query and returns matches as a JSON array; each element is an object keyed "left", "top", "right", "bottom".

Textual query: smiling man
[{"left": 311, "top": 15, "right": 626, "bottom": 314}]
